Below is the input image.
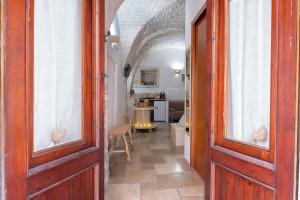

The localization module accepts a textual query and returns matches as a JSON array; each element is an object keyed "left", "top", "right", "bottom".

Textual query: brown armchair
[{"left": 169, "top": 100, "right": 184, "bottom": 122}]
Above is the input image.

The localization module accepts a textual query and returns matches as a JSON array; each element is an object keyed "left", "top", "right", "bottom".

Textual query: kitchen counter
[{"left": 133, "top": 106, "right": 155, "bottom": 111}]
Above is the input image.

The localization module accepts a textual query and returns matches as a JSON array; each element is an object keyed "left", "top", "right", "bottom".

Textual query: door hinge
[{"left": 97, "top": 74, "right": 109, "bottom": 80}]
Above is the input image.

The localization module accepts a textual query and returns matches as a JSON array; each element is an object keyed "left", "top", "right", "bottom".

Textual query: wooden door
[
  {"left": 191, "top": 6, "right": 207, "bottom": 179},
  {"left": 205, "top": 0, "right": 298, "bottom": 199},
  {"left": 2, "top": 0, "right": 105, "bottom": 199}
]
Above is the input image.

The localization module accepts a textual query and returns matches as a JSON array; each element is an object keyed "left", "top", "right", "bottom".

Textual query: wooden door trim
[
  {"left": 94, "top": 0, "right": 106, "bottom": 198},
  {"left": 275, "top": 0, "right": 298, "bottom": 198},
  {"left": 26, "top": 0, "right": 94, "bottom": 168},
  {"left": 190, "top": 1, "right": 207, "bottom": 171},
  {"left": 205, "top": 1, "right": 215, "bottom": 198},
  {"left": 2, "top": 0, "right": 105, "bottom": 199},
  {"left": 211, "top": 147, "right": 275, "bottom": 187},
  {"left": 214, "top": 0, "right": 278, "bottom": 163},
  {"left": 28, "top": 147, "right": 99, "bottom": 196},
  {"left": 3, "top": 1, "right": 28, "bottom": 199},
  {"left": 212, "top": 163, "right": 275, "bottom": 192},
  {"left": 297, "top": 1, "right": 300, "bottom": 198}
]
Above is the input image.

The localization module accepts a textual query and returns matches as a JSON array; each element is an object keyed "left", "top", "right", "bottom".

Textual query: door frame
[
  {"left": 204, "top": 0, "right": 299, "bottom": 199},
  {"left": 1, "top": 0, "right": 105, "bottom": 199},
  {"left": 1, "top": 0, "right": 299, "bottom": 199},
  {"left": 190, "top": 3, "right": 207, "bottom": 179},
  {"left": 295, "top": 0, "right": 300, "bottom": 199}
]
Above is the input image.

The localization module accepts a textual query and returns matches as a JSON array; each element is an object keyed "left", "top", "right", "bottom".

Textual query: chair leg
[
  {"left": 127, "top": 129, "right": 134, "bottom": 150},
  {"left": 122, "top": 134, "right": 130, "bottom": 161},
  {"left": 108, "top": 136, "right": 113, "bottom": 151},
  {"left": 128, "top": 129, "right": 133, "bottom": 144}
]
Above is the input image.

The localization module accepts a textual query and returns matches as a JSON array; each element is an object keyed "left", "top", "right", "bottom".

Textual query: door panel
[
  {"left": 31, "top": 168, "right": 94, "bottom": 200},
  {"left": 214, "top": 165, "right": 274, "bottom": 200},
  {"left": 191, "top": 8, "right": 207, "bottom": 180},
  {"left": 205, "top": 0, "right": 298, "bottom": 199},
  {"left": 3, "top": 0, "right": 105, "bottom": 199}
]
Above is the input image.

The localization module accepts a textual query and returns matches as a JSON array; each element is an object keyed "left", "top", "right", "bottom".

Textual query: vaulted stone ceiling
[
  {"left": 106, "top": 0, "right": 185, "bottom": 90},
  {"left": 117, "top": 0, "right": 182, "bottom": 61},
  {"left": 124, "top": 0, "right": 185, "bottom": 63}
]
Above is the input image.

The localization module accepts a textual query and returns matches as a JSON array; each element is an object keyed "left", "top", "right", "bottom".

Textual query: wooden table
[{"left": 133, "top": 106, "right": 155, "bottom": 133}]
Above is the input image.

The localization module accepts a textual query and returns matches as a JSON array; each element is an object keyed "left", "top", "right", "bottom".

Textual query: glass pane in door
[
  {"left": 34, "top": 0, "right": 82, "bottom": 152},
  {"left": 226, "top": 0, "right": 272, "bottom": 148}
]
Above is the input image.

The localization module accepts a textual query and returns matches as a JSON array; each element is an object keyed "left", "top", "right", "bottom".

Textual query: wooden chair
[{"left": 108, "top": 124, "right": 133, "bottom": 161}]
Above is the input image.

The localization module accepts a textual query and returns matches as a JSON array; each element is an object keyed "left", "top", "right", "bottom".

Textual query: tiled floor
[{"left": 106, "top": 123, "right": 204, "bottom": 200}]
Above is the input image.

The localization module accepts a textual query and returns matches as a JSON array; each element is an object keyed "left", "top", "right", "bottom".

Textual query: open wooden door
[
  {"left": 2, "top": 0, "right": 105, "bottom": 199},
  {"left": 205, "top": 0, "right": 298, "bottom": 199},
  {"left": 191, "top": 6, "right": 207, "bottom": 180}
]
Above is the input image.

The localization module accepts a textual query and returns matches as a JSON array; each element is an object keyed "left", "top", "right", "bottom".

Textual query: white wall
[
  {"left": 105, "top": 0, "right": 124, "bottom": 30},
  {"left": 132, "top": 48, "right": 185, "bottom": 100},
  {"left": 104, "top": 17, "right": 127, "bottom": 183}
]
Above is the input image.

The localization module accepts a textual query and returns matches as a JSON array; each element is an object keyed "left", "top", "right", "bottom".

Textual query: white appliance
[{"left": 154, "top": 100, "right": 169, "bottom": 122}]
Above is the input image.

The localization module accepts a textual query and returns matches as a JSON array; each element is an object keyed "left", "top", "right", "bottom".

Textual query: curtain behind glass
[
  {"left": 227, "top": 0, "right": 271, "bottom": 148},
  {"left": 34, "top": 0, "right": 82, "bottom": 152}
]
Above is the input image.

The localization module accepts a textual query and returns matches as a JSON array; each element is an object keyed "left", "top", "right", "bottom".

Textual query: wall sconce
[
  {"left": 105, "top": 31, "right": 111, "bottom": 42},
  {"left": 174, "top": 69, "right": 181, "bottom": 75},
  {"left": 105, "top": 30, "right": 120, "bottom": 48}
]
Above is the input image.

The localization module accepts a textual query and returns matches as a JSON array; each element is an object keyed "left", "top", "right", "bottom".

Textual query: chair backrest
[{"left": 124, "top": 115, "right": 134, "bottom": 125}]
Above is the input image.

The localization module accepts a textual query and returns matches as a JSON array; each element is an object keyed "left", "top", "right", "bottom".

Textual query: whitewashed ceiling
[
  {"left": 114, "top": 0, "right": 185, "bottom": 63},
  {"left": 117, "top": 0, "right": 176, "bottom": 58},
  {"left": 106, "top": 0, "right": 185, "bottom": 90}
]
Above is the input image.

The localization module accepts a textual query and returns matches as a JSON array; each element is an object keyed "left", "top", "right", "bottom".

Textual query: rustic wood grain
[
  {"left": 206, "top": 0, "right": 298, "bottom": 199},
  {"left": 30, "top": 168, "right": 94, "bottom": 200},
  {"left": 214, "top": 165, "right": 274, "bottom": 200},
  {"left": 3, "top": 0, "right": 105, "bottom": 199},
  {"left": 191, "top": 5, "right": 207, "bottom": 179},
  {"left": 26, "top": 0, "right": 93, "bottom": 168},
  {"left": 3, "top": 0, "right": 28, "bottom": 199}
]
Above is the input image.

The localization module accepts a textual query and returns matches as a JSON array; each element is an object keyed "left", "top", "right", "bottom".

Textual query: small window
[
  {"left": 34, "top": 0, "right": 83, "bottom": 152},
  {"left": 215, "top": 0, "right": 276, "bottom": 162},
  {"left": 225, "top": 0, "right": 272, "bottom": 149}
]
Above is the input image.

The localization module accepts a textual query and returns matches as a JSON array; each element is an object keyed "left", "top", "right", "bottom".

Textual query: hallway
[{"left": 106, "top": 123, "right": 204, "bottom": 200}]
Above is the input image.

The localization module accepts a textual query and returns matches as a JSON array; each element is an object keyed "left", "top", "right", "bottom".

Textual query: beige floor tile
[
  {"left": 108, "top": 176, "right": 124, "bottom": 184},
  {"left": 176, "top": 158, "right": 196, "bottom": 172},
  {"left": 142, "top": 189, "right": 181, "bottom": 200},
  {"left": 110, "top": 162, "right": 141, "bottom": 174},
  {"left": 149, "top": 143, "right": 170, "bottom": 150},
  {"left": 140, "top": 164, "right": 155, "bottom": 170},
  {"left": 157, "top": 173, "right": 204, "bottom": 189},
  {"left": 140, "top": 155, "right": 167, "bottom": 164},
  {"left": 154, "top": 163, "right": 184, "bottom": 175},
  {"left": 108, "top": 123, "right": 205, "bottom": 199},
  {"left": 158, "top": 158, "right": 196, "bottom": 174},
  {"left": 140, "top": 182, "right": 160, "bottom": 191},
  {"left": 107, "top": 184, "right": 141, "bottom": 200},
  {"left": 122, "top": 169, "right": 158, "bottom": 184},
  {"left": 178, "top": 185, "right": 204, "bottom": 197}
]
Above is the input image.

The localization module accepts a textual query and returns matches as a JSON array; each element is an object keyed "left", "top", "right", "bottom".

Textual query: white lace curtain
[
  {"left": 227, "top": 0, "right": 272, "bottom": 148},
  {"left": 34, "top": 0, "right": 82, "bottom": 151}
]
